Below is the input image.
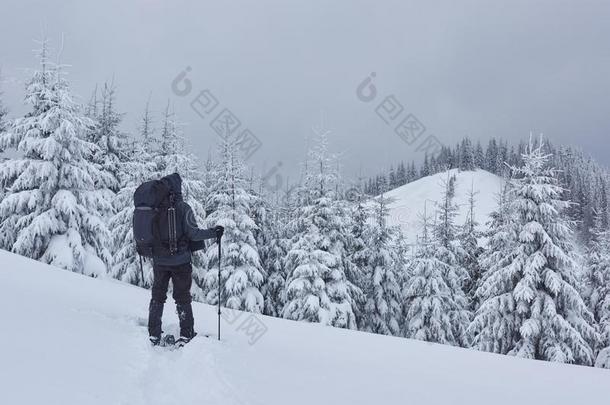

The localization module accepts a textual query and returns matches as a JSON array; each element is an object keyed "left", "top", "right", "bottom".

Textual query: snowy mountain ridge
[{"left": 0, "top": 248, "right": 607, "bottom": 405}]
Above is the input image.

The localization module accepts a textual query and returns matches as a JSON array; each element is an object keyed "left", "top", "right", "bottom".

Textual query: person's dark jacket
[{"left": 153, "top": 173, "right": 216, "bottom": 267}]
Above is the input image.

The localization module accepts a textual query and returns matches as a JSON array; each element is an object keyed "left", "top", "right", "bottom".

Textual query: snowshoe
[
  {"left": 150, "top": 334, "right": 176, "bottom": 348},
  {"left": 161, "top": 334, "right": 176, "bottom": 347},
  {"left": 175, "top": 332, "right": 198, "bottom": 348}
]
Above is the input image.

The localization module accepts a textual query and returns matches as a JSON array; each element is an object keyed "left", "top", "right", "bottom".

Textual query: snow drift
[{"left": 0, "top": 249, "right": 607, "bottom": 405}]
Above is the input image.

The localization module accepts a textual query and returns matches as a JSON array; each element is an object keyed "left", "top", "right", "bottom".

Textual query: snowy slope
[
  {"left": 384, "top": 169, "right": 504, "bottom": 244},
  {"left": 0, "top": 249, "right": 607, "bottom": 405}
]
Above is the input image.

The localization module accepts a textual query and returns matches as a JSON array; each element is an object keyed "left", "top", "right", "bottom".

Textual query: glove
[{"left": 214, "top": 225, "right": 224, "bottom": 238}]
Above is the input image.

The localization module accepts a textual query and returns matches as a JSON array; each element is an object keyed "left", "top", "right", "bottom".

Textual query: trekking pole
[
  {"left": 139, "top": 254, "right": 145, "bottom": 286},
  {"left": 217, "top": 235, "right": 222, "bottom": 341}
]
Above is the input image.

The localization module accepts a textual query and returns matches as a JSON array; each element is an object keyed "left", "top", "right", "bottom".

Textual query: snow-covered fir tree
[
  {"left": 261, "top": 180, "right": 306, "bottom": 317},
  {"left": 469, "top": 179, "right": 522, "bottom": 352},
  {"left": 201, "top": 152, "right": 218, "bottom": 216},
  {"left": 138, "top": 97, "right": 159, "bottom": 156},
  {"left": 458, "top": 137, "right": 475, "bottom": 171},
  {"left": 247, "top": 173, "right": 282, "bottom": 316},
  {"left": 85, "top": 80, "right": 127, "bottom": 194},
  {"left": 420, "top": 154, "right": 431, "bottom": 177},
  {"left": 474, "top": 141, "right": 485, "bottom": 169},
  {"left": 249, "top": 173, "right": 270, "bottom": 279},
  {"left": 0, "top": 69, "right": 8, "bottom": 137},
  {"left": 282, "top": 131, "right": 357, "bottom": 329},
  {"left": 0, "top": 70, "right": 8, "bottom": 205},
  {"left": 433, "top": 174, "right": 460, "bottom": 248},
  {"left": 470, "top": 138, "right": 597, "bottom": 365},
  {"left": 0, "top": 41, "right": 111, "bottom": 275},
  {"left": 432, "top": 174, "right": 471, "bottom": 332},
  {"left": 108, "top": 101, "right": 157, "bottom": 287},
  {"left": 345, "top": 186, "right": 370, "bottom": 328},
  {"left": 260, "top": 196, "right": 291, "bottom": 317},
  {"left": 460, "top": 182, "right": 483, "bottom": 308},
  {"left": 204, "top": 137, "right": 265, "bottom": 312},
  {"left": 402, "top": 196, "right": 470, "bottom": 346},
  {"left": 361, "top": 194, "right": 402, "bottom": 335},
  {"left": 395, "top": 162, "right": 406, "bottom": 187},
  {"left": 584, "top": 215, "right": 610, "bottom": 368}
]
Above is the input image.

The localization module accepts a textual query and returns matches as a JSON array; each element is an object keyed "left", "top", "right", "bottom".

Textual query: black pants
[{"left": 148, "top": 262, "right": 195, "bottom": 338}]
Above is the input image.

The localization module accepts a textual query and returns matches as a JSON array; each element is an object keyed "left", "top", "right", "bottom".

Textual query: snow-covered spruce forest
[{"left": 1, "top": 45, "right": 610, "bottom": 369}]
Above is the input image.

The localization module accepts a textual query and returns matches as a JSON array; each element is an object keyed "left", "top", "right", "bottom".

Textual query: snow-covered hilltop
[
  {"left": 0, "top": 249, "right": 607, "bottom": 405},
  {"left": 384, "top": 169, "right": 504, "bottom": 244}
]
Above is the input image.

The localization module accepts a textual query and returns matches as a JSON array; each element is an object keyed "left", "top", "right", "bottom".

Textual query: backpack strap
[{"left": 167, "top": 193, "right": 178, "bottom": 255}]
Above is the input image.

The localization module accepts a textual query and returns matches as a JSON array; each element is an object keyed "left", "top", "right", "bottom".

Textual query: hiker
[{"left": 136, "top": 173, "right": 223, "bottom": 346}]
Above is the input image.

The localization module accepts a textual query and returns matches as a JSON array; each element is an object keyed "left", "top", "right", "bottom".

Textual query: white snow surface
[
  {"left": 384, "top": 169, "right": 504, "bottom": 244},
  {"left": 1, "top": 249, "right": 608, "bottom": 405}
]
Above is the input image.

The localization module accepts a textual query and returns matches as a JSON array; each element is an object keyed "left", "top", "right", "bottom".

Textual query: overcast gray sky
[{"left": 1, "top": 0, "right": 609, "bottom": 181}]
